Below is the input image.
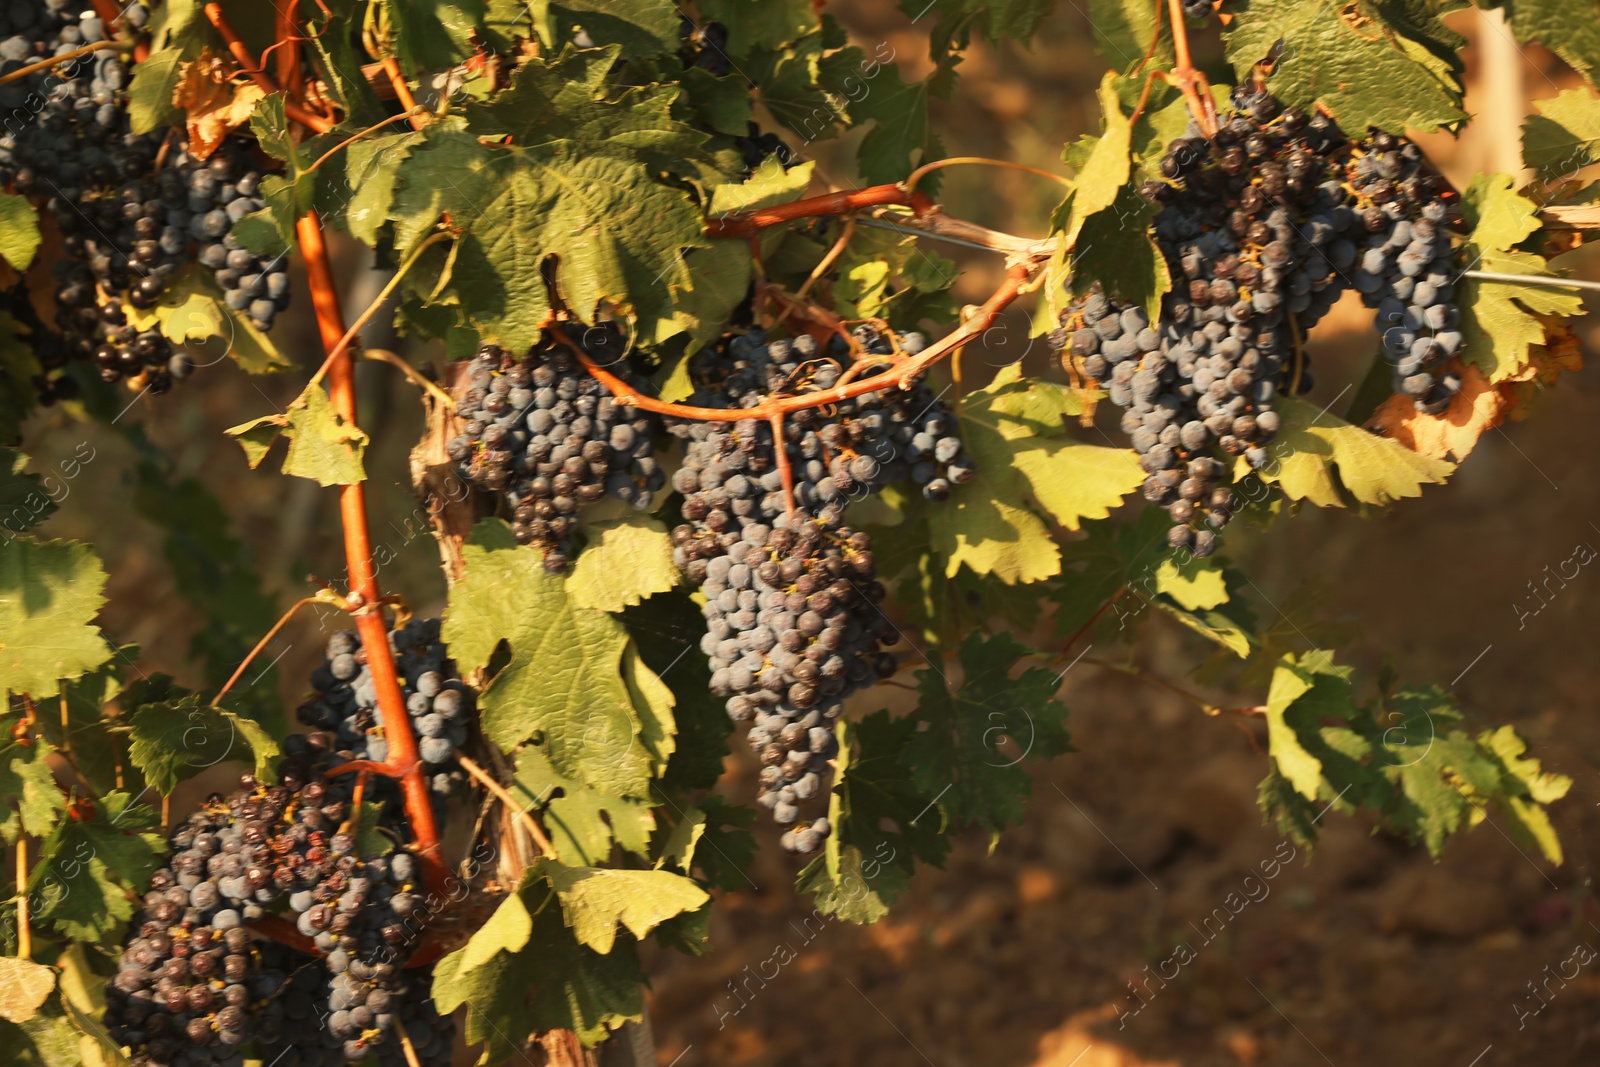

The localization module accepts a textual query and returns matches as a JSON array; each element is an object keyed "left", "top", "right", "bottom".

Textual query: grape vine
[{"left": 0, "top": 1, "right": 1595, "bottom": 1066}]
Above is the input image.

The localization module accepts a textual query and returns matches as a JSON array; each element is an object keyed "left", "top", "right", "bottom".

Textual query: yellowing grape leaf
[
  {"left": 513, "top": 744, "right": 656, "bottom": 865},
  {"left": 173, "top": 49, "right": 266, "bottom": 161},
  {"left": 930, "top": 366, "right": 1144, "bottom": 583},
  {"left": 0, "top": 193, "right": 40, "bottom": 272},
  {"left": 567, "top": 515, "right": 680, "bottom": 613},
  {"left": 1457, "top": 175, "right": 1583, "bottom": 382},
  {"left": 455, "top": 890, "right": 534, "bottom": 974},
  {"left": 535, "top": 859, "right": 709, "bottom": 954},
  {"left": 1367, "top": 327, "right": 1583, "bottom": 460},
  {"left": 125, "top": 266, "right": 290, "bottom": 375},
  {"left": 1266, "top": 396, "right": 1454, "bottom": 508},
  {"left": 0, "top": 958, "right": 55, "bottom": 1023}
]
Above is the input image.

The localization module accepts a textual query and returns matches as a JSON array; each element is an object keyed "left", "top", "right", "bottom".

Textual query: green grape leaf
[
  {"left": 746, "top": 27, "right": 859, "bottom": 142},
  {"left": 127, "top": 696, "right": 279, "bottom": 796},
  {"left": 1051, "top": 508, "right": 1169, "bottom": 640},
  {"left": 1456, "top": 176, "right": 1583, "bottom": 381},
  {"left": 0, "top": 313, "right": 41, "bottom": 445},
  {"left": 377, "top": 0, "right": 485, "bottom": 73},
  {"left": 851, "top": 59, "right": 950, "bottom": 185},
  {"left": 225, "top": 385, "right": 370, "bottom": 487},
  {"left": 390, "top": 121, "right": 706, "bottom": 351},
  {"left": 445, "top": 520, "right": 657, "bottom": 797},
  {"left": 547, "top": 0, "right": 681, "bottom": 54},
  {"left": 1069, "top": 182, "right": 1171, "bottom": 325},
  {"left": 900, "top": 631, "right": 1070, "bottom": 832},
  {"left": 1522, "top": 87, "right": 1600, "bottom": 181},
  {"left": 697, "top": 0, "right": 816, "bottom": 53},
  {"left": 1483, "top": 0, "right": 1600, "bottom": 90},
  {"left": 1264, "top": 651, "right": 1351, "bottom": 799},
  {"left": 1264, "top": 396, "right": 1455, "bottom": 507},
  {"left": 0, "top": 194, "right": 40, "bottom": 272},
  {"left": 567, "top": 515, "right": 680, "bottom": 613},
  {"left": 338, "top": 132, "right": 425, "bottom": 246},
  {"left": 929, "top": 366, "right": 1144, "bottom": 584},
  {"left": 0, "top": 448, "right": 57, "bottom": 535},
  {"left": 622, "top": 591, "right": 731, "bottom": 794},
  {"left": 0, "top": 958, "right": 55, "bottom": 1024},
  {"left": 1089, "top": 0, "right": 1173, "bottom": 71},
  {"left": 1257, "top": 657, "right": 1570, "bottom": 862},
  {"left": 534, "top": 859, "right": 709, "bottom": 953},
  {"left": 905, "top": 0, "right": 1056, "bottom": 48},
  {"left": 797, "top": 714, "right": 951, "bottom": 924},
  {"left": 512, "top": 742, "right": 657, "bottom": 865},
  {"left": 124, "top": 265, "right": 290, "bottom": 375},
  {"left": 432, "top": 881, "right": 646, "bottom": 1052},
  {"left": 29, "top": 791, "right": 164, "bottom": 942},
  {"left": 676, "top": 796, "right": 755, "bottom": 892},
  {"left": 1224, "top": 0, "right": 1466, "bottom": 133},
  {"left": 0, "top": 537, "right": 111, "bottom": 700},
  {"left": 125, "top": 0, "right": 210, "bottom": 134},
  {"left": 0, "top": 717, "right": 67, "bottom": 844}
]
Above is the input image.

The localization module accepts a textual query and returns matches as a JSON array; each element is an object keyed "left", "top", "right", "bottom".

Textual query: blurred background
[{"left": 17, "top": 2, "right": 1600, "bottom": 1064}]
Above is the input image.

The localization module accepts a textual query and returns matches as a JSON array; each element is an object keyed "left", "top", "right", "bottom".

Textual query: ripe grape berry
[
  {"left": 299, "top": 618, "right": 472, "bottom": 801},
  {"left": 1066, "top": 88, "right": 1463, "bottom": 554},
  {"left": 449, "top": 331, "right": 665, "bottom": 571},
  {"left": 667, "top": 327, "right": 968, "bottom": 849}
]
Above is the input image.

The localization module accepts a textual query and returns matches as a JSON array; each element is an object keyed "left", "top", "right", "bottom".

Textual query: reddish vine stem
[
  {"left": 275, "top": 3, "right": 301, "bottom": 102},
  {"left": 202, "top": 4, "right": 333, "bottom": 133},
  {"left": 770, "top": 412, "right": 797, "bottom": 516},
  {"left": 553, "top": 260, "right": 1038, "bottom": 423},
  {"left": 296, "top": 213, "right": 446, "bottom": 897},
  {"left": 707, "top": 184, "right": 936, "bottom": 238},
  {"left": 1164, "top": 0, "right": 1218, "bottom": 137}
]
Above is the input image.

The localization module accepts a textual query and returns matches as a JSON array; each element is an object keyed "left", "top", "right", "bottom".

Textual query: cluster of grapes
[
  {"left": 106, "top": 730, "right": 444, "bottom": 1066},
  {"left": 298, "top": 619, "right": 471, "bottom": 800},
  {"left": 666, "top": 328, "right": 968, "bottom": 850},
  {"left": 447, "top": 335, "right": 665, "bottom": 572},
  {"left": 0, "top": 1, "right": 287, "bottom": 395},
  {"left": 1064, "top": 89, "right": 1462, "bottom": 553},
  {"left": 1343, "top": 134, "right": 1462, "bottom": 413},
  {"left": 261, "top": 960, "right": 454, "bottom": 1067}
]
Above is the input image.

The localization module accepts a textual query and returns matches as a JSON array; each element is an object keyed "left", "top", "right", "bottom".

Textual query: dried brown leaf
[
  {"left": 173, "top": 48, "right": 265, "bottom": 161},
  {"left": 1366, "top": 320, "right": 1584, "bottom": 461}
]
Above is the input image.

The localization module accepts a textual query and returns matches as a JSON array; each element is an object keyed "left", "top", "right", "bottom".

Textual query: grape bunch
[
  {"left": 105, "top": 735, "right": 440, "bottom": 1066},
  {"left": 180, "top": 139, "right": 292, "bottom": 333},
  {"left": 0, "top": 1, "right": 289, "bottom": 394},
  {"left": 447, "top": 334, "right": 665, "bottom": 572},
  {"left": 260, "top": 958, "right": 454, "bottom": 1067},
  {"left": 1065, "top": 87, "right": 1461, "bottom": 553},
  {"left": 667, "top": 328, "right": 967, "bottom": 851},
  {"left": 1343, "top": 133, "right": 1462, "bottom": 413},
  {"left": 298, "top": 618, "right": 472, "bottom": 800},
  {"left": 104, "top": 873, "right": 293, "bottom": 1065}
]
